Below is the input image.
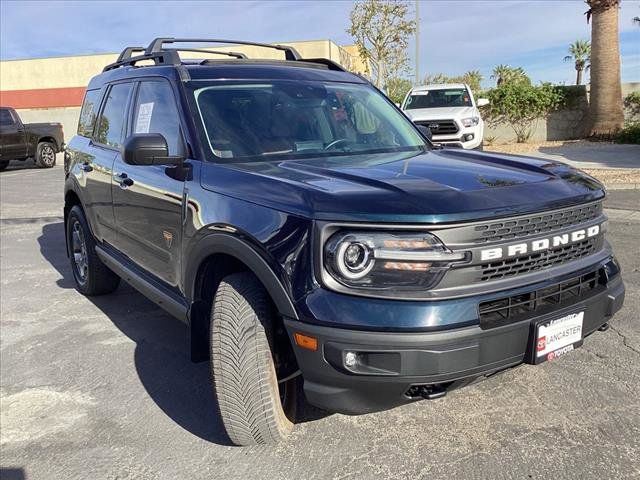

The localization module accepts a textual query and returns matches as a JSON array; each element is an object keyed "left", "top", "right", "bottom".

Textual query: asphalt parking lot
[{"left": 1, "top": 160, "right": 639, "bottom": 480}]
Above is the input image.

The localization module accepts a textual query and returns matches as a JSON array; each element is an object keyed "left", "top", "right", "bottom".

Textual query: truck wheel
[
  {"left": 0, "top": 160, "right": 9, "bottom": 171},
  {"left": 66, "top": 205, "right": 120, "bottom": 295},
  {"left": 35, "top": 141, "right": 56, "bottom": 168},
  {"left": 211, "top": 272, "right": 298, "bottom": 445}
]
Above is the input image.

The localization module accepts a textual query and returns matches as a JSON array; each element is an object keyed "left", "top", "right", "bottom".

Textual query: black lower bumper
[{"left": 285, "top": 274, "right": 625, "bottom": 415}]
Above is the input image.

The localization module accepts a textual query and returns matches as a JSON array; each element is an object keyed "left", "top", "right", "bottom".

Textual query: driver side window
[{"left": 132, "top": 81, "right": 183, "bottom": 156}]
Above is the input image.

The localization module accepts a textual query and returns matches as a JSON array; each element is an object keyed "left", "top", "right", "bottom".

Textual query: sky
[{"left": 1, "top": 0, "right": 639, "bottom": 88}]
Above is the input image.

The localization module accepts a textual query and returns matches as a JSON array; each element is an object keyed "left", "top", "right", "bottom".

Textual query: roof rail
[
  {"left": 102, "top": 38, "right": 348, "bottom": 73},
  {"left": 146, "top": 37, "right": 302, "bottom": 61}
]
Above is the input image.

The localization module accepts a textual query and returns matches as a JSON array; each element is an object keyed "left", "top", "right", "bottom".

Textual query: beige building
[{"left": 0, "top": 39, "right": 369, "bottom": 139}]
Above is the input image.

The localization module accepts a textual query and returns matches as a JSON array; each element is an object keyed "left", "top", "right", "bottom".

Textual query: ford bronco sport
[{"left": 64, "top": 38, "right": 625, "bottom": 446}]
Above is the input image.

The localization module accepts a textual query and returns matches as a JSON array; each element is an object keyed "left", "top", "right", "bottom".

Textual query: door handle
[
  {"left": 114, "top": 172, "right": 134, "bottom": 189},
  {"left": 79, "top": 162, "right": 93, "bottom": 172}
]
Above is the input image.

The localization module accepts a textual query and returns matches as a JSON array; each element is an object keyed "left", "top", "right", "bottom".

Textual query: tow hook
[{"left": 598, "top": 323, "right": 610, "bottom": 332}]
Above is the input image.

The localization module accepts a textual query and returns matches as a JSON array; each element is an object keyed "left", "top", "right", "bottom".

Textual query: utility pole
[{"left": 415, "top": 0, "right": 420, "bottom": 85}]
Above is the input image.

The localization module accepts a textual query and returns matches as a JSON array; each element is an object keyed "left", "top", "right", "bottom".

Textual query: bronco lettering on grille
[{"left": 480, "top": 225, "right": 601, "bottom": 261}]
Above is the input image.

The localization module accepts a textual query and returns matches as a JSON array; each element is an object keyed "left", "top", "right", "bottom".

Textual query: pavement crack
[{"left": 610, "top": 325, "right": 640, "bottom": 356}]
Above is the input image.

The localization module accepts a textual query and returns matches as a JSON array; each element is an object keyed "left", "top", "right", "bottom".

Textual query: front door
[{"left": 111, "top": 79, "right": 186, "bottom": 287}]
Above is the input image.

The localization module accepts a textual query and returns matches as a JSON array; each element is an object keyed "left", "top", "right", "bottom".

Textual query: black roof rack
[
  {"left": 103, "top": 37, "right": 347, "bottom": 73},
  {"left": 146, "top": 38, "right": 301, "bottom": 61}
]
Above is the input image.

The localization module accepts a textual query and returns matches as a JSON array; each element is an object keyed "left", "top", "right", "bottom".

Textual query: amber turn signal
[{"left": 294, "top": 332, "right": 318, "bottom": 351}]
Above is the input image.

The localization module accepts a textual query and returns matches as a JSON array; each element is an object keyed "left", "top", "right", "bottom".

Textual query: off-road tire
[
  {"left": 211, "top": 272, "right": 297, "bottom": 445},
  {"left": 35, "top": 141, "right": 56, "bottom": 168},
  {"left": 66, "top": 205, "right": 120, "bottom": 295},
  {"left": 0, "top": 160, "right": 9, "bottom": 171}
]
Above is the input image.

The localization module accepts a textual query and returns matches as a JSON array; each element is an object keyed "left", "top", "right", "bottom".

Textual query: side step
[{"left": 95, "top": 245, "right": 189, "bottom": 323}]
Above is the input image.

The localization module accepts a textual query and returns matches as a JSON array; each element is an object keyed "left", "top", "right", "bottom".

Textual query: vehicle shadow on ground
[
  {"left": 38, "top": 221, "right": 327, "bottom": 446},
  {"left": 38, "top": 221, "right": 233, "bottom": 445}
]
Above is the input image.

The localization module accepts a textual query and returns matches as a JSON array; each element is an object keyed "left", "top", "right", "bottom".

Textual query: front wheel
[
  {"left": 0, "top": 160, "right": 9, "bottom": 171},
  {"left": 210, "top": 272, "right": 299, "bottom": 445},
  {"left": 35, "top": 141, "right": 56, "bottom": 168}
]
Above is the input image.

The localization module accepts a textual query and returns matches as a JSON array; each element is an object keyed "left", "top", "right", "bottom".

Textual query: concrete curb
[{"left": 605, "top": 183, "right": 640, "bottom": 190}]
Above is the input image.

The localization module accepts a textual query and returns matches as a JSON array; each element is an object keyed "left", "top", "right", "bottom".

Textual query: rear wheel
[
  {"left": 210, "top": 272, "right": 300, "bottom": 445},
  {"left": 0, "top": 160, "right": 9, "bottom": 171},
  {"left": 35, "top": 141, "right": 56, "bottom": 168},
  {"left": 66, "top": 205, "right": 120, "bottom": 295}
]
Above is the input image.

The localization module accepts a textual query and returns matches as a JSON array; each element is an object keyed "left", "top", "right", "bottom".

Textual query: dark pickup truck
[
  {"left": 0, "top": 106, "right": 64, "bottom": 170},
  {"left": 64, "top": 38, "right": 625, "bottom": 446}
]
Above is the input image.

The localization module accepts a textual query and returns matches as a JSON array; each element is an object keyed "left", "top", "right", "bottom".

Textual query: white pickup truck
[{"left": 401, "top": 83, "right": 489, "bottom": 150}]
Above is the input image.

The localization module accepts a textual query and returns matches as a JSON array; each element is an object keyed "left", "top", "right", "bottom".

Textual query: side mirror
[
  {"left": 123, "top": 133, "right": 183, "bottom": 166},
  {"left": 415, "top": 124, "right": 433, "bottom": 142},
  {"left": 477, "top": 98, "right": 490, "bottom": 107}
]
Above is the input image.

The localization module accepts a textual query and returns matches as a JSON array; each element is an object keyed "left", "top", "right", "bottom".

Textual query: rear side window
[
  {"left": 133, "top": 81, "right": 182, "bottom": 155},
  {"left": 0, "top": 108, "right": 15, "bottom": 126},
  {"left": 77, "top": 89, "right": 102, "bottom": 137},
  {"left": 95, "top": 83, "right": 132, "bottom": 148}
]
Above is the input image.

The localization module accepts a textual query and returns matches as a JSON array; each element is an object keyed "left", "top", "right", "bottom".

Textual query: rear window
[
  {"left": 0, "top": 108, "right": 15, "bottom": 126},
  {"left": 77, "top": 89, "right": 102, "bottom": 137}
]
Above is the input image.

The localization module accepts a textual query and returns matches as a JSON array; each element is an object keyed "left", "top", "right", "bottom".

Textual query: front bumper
[
  {"left": 286, "top": 265, "right": 624, "bottom": 415},
  {"left": 433, "top": 124, "right": 483, "bottom": 149}
]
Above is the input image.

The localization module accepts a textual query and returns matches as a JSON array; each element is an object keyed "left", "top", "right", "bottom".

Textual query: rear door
[
  {"left": 111, "top": 78, "right": 186, "bottom": 287},
  {"left": 0, "top": 108, "right": 27, "bottom": 160},
  {"left": 71, "top": 83, "right": 133, "bottom": 243}
]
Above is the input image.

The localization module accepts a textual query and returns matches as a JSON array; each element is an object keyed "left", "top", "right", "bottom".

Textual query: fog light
[
  {"left": 464, "top": 133, "right": 474, "bottom": 142},
  {"left": 344, "top": 351, "right": 358, "bottom": 367}
]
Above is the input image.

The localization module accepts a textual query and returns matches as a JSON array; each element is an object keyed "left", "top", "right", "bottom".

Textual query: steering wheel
[{"left": 324, "top": 138, "right": 352, "bottom": 151}]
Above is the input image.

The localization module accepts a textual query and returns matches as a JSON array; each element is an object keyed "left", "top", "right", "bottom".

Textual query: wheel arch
[
  {"left": 186, "top": 232, "right": 299, "bottom": 362},
  {"left": 38, "top": 136, "right": 59, "bottom": 151}
]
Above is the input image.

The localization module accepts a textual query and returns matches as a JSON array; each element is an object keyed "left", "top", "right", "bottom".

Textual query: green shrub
[
  {"left": 483, "top": 82, "right": 562, "bottom": 143},
  {"left": 615, "top": 122, "right": 640, "bottom": 144},
  {"left": 623, "top": 91, "right": 640, "bottom": 121}
]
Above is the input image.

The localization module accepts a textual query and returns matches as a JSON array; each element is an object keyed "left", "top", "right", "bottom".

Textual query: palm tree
[
  {"left": 491, "top": 65, "right": 530, "bottom": 86},
  {"left": 491, "top": 64, "right": 511, "bottom": 86},
  {"left": 586, "top": 0, "right": 624, "bottom": 135},
  {"left": 564, "top": 40, "right": 591, "bottom": 85},
  {"left": 462, "top": 70, "right": 483, "bottom": 92}
]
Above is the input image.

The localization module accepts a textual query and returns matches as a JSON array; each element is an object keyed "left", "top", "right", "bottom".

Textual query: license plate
[{"left": 534, "top": 312, "right": 584, "bottom": 364}]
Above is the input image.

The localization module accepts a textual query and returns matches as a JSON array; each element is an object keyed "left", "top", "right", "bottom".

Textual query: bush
[
  {"left": 615, "top": 122, "right": 640, "bottom": 144},
  {"left": 483, "top": 82, "right": 562, "bottom": 143},
  {"left": 385, "top": 77, "right": 413, "bottom": 105},
  {"left": 623, "top": 91, "right": 640, "bottom": 121}
]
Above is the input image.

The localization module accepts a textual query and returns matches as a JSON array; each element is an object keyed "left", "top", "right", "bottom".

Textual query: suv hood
[
  {"left": 404, "top": 106, "right": 476, "bottom": 121},
  {"left": 201, "top": 149, "right": 604, "bottom": 223}
]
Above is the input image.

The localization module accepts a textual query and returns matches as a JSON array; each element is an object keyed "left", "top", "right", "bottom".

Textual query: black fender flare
[{"left": 184, "top": 232, "right": 298, "bottom": 320}]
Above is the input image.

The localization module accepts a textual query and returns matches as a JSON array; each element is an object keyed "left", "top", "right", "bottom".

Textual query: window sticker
[{"left": 135, "top": 102, "right": 154, "bottom": 133}]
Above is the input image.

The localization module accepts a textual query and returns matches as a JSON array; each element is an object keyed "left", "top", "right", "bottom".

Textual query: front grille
[
  {"left": 480, "top": 238, "right": 598, "bottom": 281},
  {"left": 415, "top": 119, "right": 459, "bottom": 135},
  {"left": 472, "top": 202, "right": 602, "bottom": 244},
  {"left": 479, "top": 268, "right": 605, "bottom": 329}
]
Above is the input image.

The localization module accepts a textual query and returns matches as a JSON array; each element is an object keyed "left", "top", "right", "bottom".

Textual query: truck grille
[
  {"left": 480, "top": 238, "right": 598, "bottom": 281},
  {"left": 415, "top": 119, "right": 459, "bottom": 135},
  {"left": 473, "top": 202, "right": 602, "bottom": 244},
  {"left": 479, "top": 268, "right": 605, "bottom": 329}
]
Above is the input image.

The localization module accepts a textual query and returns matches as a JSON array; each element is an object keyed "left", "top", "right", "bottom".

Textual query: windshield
[
  {"left": 404, "top": 88, "right": 473, "bottom": 109},
  {"left": 191, "top": 80, "right": 426, "bottom": 162}
]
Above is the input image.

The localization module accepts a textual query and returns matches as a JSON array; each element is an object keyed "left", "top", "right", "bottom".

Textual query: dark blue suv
[{"left": 64, "top": 38, "right": 625, "bottom": 445}]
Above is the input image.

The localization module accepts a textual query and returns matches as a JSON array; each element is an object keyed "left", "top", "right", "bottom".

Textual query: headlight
[
  {"left": 461, "top": 116, "right": 480, "bottom": 127},
  {"left": 323, "top": 231, "right": 467, "bottom": 293}
]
